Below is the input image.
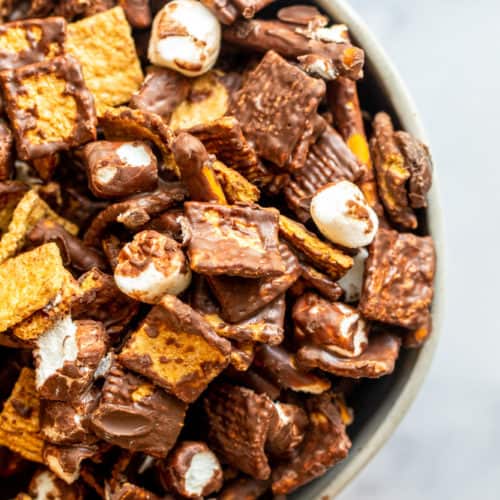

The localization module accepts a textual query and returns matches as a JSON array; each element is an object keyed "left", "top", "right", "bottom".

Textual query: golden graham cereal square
[
  {"left": 0, "top": 368, "right": 44, "bottom": 463},
  {"left": 66, "top": 6, "right": 143, "bottom": 107},
  {"left": 0, "top": 55, "right": 97, "bottom": 160}
]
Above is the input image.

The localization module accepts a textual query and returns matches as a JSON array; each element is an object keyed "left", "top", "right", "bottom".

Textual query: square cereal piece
[
  {"left": 119, "top": 295, "right": 231, "bottom": 403},
  {"left": 0, "top": 368, "right": 44, "bottom": 463},
  {"left": 0, "top": 190, "right": 78, "bottom": 264},
  {"left": 66, "top": 6, "right": 143, "bottom": 107},
  {"left": 0, "top": 55, "right": 97, "bottom": 160},
  {"left": 91, "top": 361, "right": 187, "bottom": 457},
  {"left": 169, "top": 71, "right": 229, "bottom": 131},
  {"left": 0, "top": 17, "right": 66, "bottom": 71},
  {"left": 359, "top": 228, "right": 435, "bottom": 329},
  {"left": 208, "top": 241, "right": 301, "bottom": 322},
  {"left": 279, "top": 214, "right": 352, "bottom": 280},
  {"left": 188, "top": 116, "right": 271, "bottom": 187},
  {"left": 185, "top": 202, "right": 284, "bottom": 278},
  {"left": 231, "top": 50, "right": 325, "bottom": 168},
  {"left": 284, "top": 123, "right": 363, "bottom": 222},
  {"left": 0, "top": 242, "right": 67, "bottom": 333}
]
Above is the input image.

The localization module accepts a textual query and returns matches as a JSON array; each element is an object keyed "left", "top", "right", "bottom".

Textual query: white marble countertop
[{"left": 339, "top": 1, "right": 500, "bottom": 499}]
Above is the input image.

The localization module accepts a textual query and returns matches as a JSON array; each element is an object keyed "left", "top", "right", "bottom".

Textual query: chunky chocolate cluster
[{"left": 0, "top": 2, "right": 435, "bottom": 499}]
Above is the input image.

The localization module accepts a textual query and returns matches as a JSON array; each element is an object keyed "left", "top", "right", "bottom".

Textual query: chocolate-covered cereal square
[
  {"left": 91, "top": 362, "right": 186, "bottom": 457},
  {"left": 66, "top": 6, "right": 143, "bottom": 107},
  {"left": 359, "top": 228, "right": 435, "bottom": 328},
  {"left": 0, "top": 17, "right": 66, "bottom": 71},
  {"left": 0, "top": 55, "right": 96, "bottom": 160},
  {"left": 119, "top": 295, "right": 230, "bottom": 403},
  {"left": 231, "top": 50, "right": 325, "bottom": 168},
  {"left": 185, "top": 202, "right": 284, "bottom": 278}
]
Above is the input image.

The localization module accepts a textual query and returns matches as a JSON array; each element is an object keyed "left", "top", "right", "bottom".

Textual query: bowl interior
[{"left": 261, "top": 0, "right": 444, "bottom": 498}]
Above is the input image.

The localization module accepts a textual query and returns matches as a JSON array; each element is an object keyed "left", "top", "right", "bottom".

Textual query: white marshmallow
[
  {"left": 310, "top": 180, "right": 379, "bottom": 248},
  {"left": 35, "top": 316, "right": 78, "bottom": 390},
  {"left": 337, "top": 247, "right": 368, "bottom": 302},
  {"left": 31, "top": 470, "right": 60, "bottom": 500},
  {"left": 185, "top": 450, "right": 220, "bottom": 497},
  {"left": 116, "top": 143, "right": 151, "bottom": 167},
  {"left": 114, "top": 231, "right": 191, "bottom": 304},
  {"left": 148, "top": 0, "right": 221, "bottom": 77},
  {"left": 328, "top": 303, "right": 368, "bottom": 357}
]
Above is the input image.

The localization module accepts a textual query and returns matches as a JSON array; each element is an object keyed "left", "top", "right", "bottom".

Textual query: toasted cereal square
[
  {"left": 211, "top": 160, "right": 260, "bottom": 204},
  {"left": 66, "top": 6, "right": 143, "bottom": 107},
  {"left": 231, "top": 51, "right": 325, "bottom": 168},
  {"left": 0, "top": 190, "right": 78, "bottom": 264},
  {"left": 169, "top": 71, "right": 229, "bottom": 131},
  {"left": 359, "top": 228, "right": 435, "bottom": 328},
  {"left": 278, "top": 215, "right": 352, "bottom": 280},
  {"left": 12, "top": 270, "right": 80, "bottom": 342},
  {"left": 0, "top": 55, "right": 96, "bottom": 160},
  {"left": 0, "top": 368, "right": 44, "bottom": 463},
  {"left": 119, "top": 295, "right": 231, "bottom": 403},
  {"left": 0, "top": 17, "right": 66, "bottom": 71},
  {"left": 185, "top": 202, "right": 284, "bottom": 278},
  {"left": 0, "top": 243, "right": 67, "bottom": 333}
]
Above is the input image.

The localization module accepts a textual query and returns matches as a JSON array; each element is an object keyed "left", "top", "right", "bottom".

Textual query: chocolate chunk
[
  {"left": 224, "top": 20, "right": 364, "bottom": 81},
  {"left": 161, "top": 441, "right": 223, "bottom": 498},
  {"left": 231, "top": 51, "right": 325, "bottom": 169},
  {"left": 0, "top": 17, "right": 66, "bottom": 71},
  {"left": 277, "top": 5, "right": 327, "bottom": 26},
  {"left": 1, "top": 55, "right": 96, "bottom": 160},
  {"left": 91, "top": 362, "right": 187, "bottom": 457},
  {"left": 119, "top": 295, "right": 230, "bottom": 403},
  {"left": 119, "top": 0, "right": 152, "bottom": 28},
  {"left": 185, "top": 202, "right": 284, "bottom": 278},
  {"left": 254, "top": 345, "right": 331, "bottom": 394},
  {"left": 74, "top": 268, "right": 140, "bottom": 339},
  {"left": 394, "top": 130, "right": 433, "bottom": 209},
  {"left": 293, "top": 293, "right": 369, "bottom": 357},
  {"left": 200, "top": 0, "right": 239, "bottom": 25},
  {"left": 217, "top": 477, "right": 270, "bottom": 500},
  {"left": 208, "top": 242, "right": 300, "bottom": 322},
  {"left": 40, "top": 387, "right": 100, "bottom": 445},
  {"left": 130, "top": 66, "right": 190, "bottom": 121},
  {"left": 284, "top": 123, "right": 363, "bottom": 222},
  {"left": 296, "top": 332, "right": 401, "bottom": 378},
  {"left": 205, "top": 384, "right": 274, "bottom": 479},
  {"left": 172, "top": 133, "right": 227, "bottom": 203},
  {"left": 44, "top": 442, "right": 98, "bottom": 484},
  {"left": 359, "top": 228, "right": 435, "bottom": 328},
  {"left": 27, "top": 219, "right": 107, "bottom": 272},
  {"left": 83, "top": 182, "right": 187, "bottom": 247},
  {"left": 266, "top": 402, "right": 308, "bottom": 459},
  {"left": 83, "top": 141, "right": 158, "bottom": 199},
  {"left": 271, "top": 394, "right": 351, "bottom": 494}
]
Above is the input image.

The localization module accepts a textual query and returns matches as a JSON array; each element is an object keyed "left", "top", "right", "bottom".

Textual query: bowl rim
[{"left": 292, "top": 1, "right": 446, "bottom": 498}]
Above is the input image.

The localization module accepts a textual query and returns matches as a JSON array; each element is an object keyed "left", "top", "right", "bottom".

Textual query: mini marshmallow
[
  {"left": 185, "top": 450, "right": 220, "bottom": 497},
  {"left": 148, "top": 0, "right": 221, "bottom": 77},
  {"left": 329, "top": 303, "right": 368, "bottom": 358},
  {"left": 114, "top": 230, "right": 191, "bottom": 304},
  {"left": 115, "top": 143, "right": 151, "bottom": 167},
  {"left": 36, "top": 316, "right": 78, "bottom": 391},
  {"left": 310, "top": 180, "right": 379, "bottom": 248},
  {"left": 337, "top": 247, "right": 368, "bottom": 302}
]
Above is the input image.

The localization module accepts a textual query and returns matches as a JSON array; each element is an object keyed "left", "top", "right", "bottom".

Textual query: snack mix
[{"left": 0, "top": 1, "right": 435, "bottom": 498}]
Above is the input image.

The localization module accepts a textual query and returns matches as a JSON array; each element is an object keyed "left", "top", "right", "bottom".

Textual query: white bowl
[{"left": 292, "top": 1, "right": 445, "bottom": 498}]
